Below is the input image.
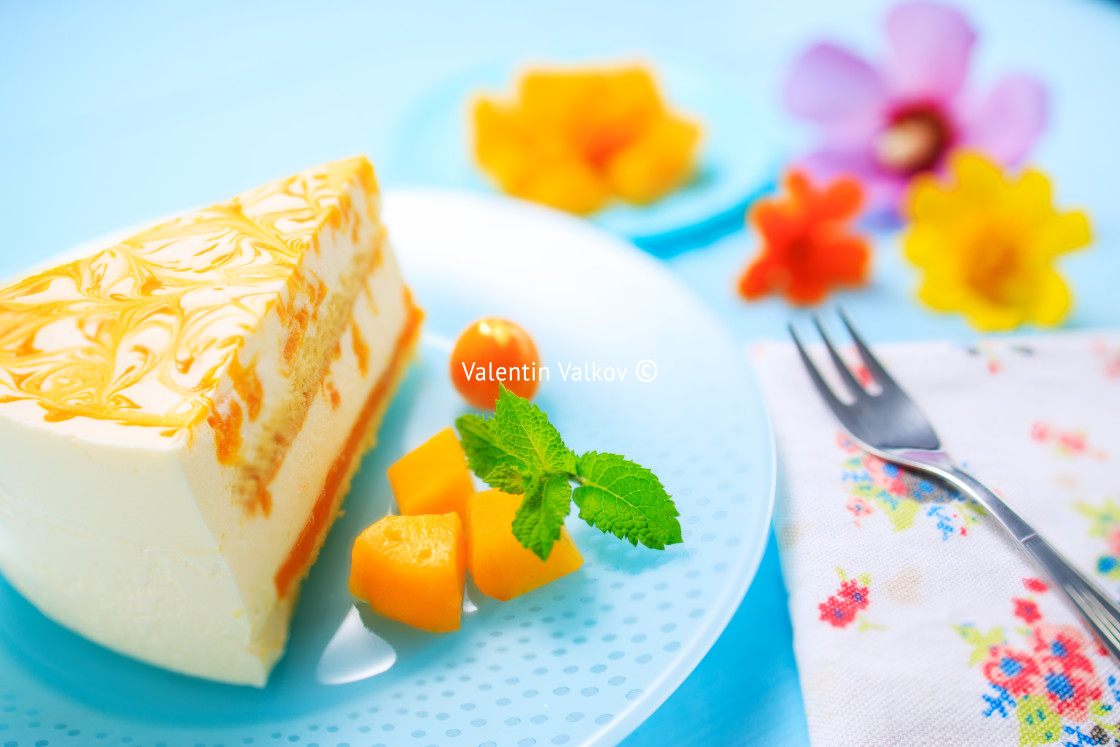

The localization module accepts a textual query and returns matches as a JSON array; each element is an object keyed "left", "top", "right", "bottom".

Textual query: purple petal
[
  {"left": 959, "top": 74, "right": 1048, "bottom": 165},
  {"left": 798, "top": 148, "right": 876, "bottom": 181},
  {"left": 797, "top": 147, "right": 906, "bottom": 215},
  {"left": 784, "top": 43, "right": 887, "bottom": 128},
  {"left": 885, "top": 2, "right": 976, "bottom": 100}
]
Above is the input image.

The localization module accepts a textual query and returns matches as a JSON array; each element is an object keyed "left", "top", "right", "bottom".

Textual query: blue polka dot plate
[{"left": 0, "top": 189, "right": 775, "bottom": 747}]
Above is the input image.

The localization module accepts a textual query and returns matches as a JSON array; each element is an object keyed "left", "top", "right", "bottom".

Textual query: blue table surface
[{"left": 2, "top": 1, "right": 1119, "bottom": 744}]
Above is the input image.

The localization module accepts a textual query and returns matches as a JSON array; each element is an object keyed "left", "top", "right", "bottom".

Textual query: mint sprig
[
  {"left": 455, "top": 385, "right": 682, "bottom": 560},
  {"left": 572, "top": 451, "right": 682, "bottom": 550},
  {"left": 513, "top": 473, "right": 574, "bottom": 560}
]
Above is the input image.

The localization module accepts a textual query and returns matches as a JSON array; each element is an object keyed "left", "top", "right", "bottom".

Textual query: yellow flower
[{"left": 902, "top": 153, "right": 1091, "bottom": 332}]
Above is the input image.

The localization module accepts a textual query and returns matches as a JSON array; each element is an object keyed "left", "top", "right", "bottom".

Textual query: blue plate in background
[{"left": 385, "top": 59, "right": 785, "bottom": 254}]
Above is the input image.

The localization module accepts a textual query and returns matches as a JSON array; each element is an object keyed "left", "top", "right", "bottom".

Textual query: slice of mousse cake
[{"left": 0, "top": 156, "right": 422, "bottom": 686}]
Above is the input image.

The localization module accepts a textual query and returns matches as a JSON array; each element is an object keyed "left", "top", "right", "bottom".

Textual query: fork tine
[
  {"left": 837, "top": 307, "right": 900, "bottom": 393},
  {"left": 812, "top": 315, "right": 866, "bottom": 400},
  {"left": 789, "top": 324, "right": 847, "bottom": 416}
]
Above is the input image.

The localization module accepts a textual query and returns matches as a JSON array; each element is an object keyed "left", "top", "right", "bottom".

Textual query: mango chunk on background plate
[
  {"left": 465, "top": 488, "right": 584, "bottom": 601},
  {"left": 471, "top": 65, "right": 701, "bottom": 215},
  {"left": 387, "top": 427, "right": 475, "bottom": 519},
  {"left": 349, "top": 513, "right": 466, "bottom": 633}
]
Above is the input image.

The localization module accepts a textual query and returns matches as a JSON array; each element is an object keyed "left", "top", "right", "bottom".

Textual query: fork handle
[{"left": 942, "top": 464, "right": 1120, "bottom": 663}]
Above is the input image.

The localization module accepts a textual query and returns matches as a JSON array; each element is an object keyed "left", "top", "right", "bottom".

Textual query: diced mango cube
[
  {"left": 349, "top": 513, "right": 466, "bottom": 633},
  {"left": 465, "top": 489, "right": 583, "bottom": 601},
  {"left": 388, "top": 427, "right": 475, "bottom": 518}
]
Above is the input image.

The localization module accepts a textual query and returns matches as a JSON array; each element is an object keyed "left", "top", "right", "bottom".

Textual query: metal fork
[{"left": 791, "top": 311, "right": 1120, "bottom": 664}]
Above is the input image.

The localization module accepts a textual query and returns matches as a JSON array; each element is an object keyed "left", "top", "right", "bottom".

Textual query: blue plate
[
  {"left": 384, "top": 58, "right": 785, "bottom": 254},
  {"left": 0, "top": 189, "right": 775, "bottom": 747}
]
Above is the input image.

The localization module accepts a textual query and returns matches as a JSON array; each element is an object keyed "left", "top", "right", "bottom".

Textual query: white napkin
[{"left": 752, "top": 332, "right": 1120, "bottom": 746}]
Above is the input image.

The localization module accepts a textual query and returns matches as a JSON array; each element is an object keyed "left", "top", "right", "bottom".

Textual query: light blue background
[{"left": 2, "top": 0, "right": 1119, "bottom": 744}]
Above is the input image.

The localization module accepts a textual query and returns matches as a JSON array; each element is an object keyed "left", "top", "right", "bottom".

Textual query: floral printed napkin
[{"left": 752, "top": 332, "right": 1120, "bottom": 746}]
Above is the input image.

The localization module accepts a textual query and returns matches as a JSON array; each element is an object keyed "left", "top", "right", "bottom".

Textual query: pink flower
[
  {"left": 850, "top": 363, "right": 873, "bottom": 387},
  {"left": 818, "top": 595, "right": 859, "bottom": 628},
  {"left": 1030, "top": 624, "right": 1095, "bottom": 676},
  {"left": 1022, "top": 577, "right": 1049, "bottom": 594},
  {"left": 1013, "top": 598, "right": 1041, "bottom": 625},
  {"left": 783, "top": 1, "right": 1047, "bottom": 213},
  {"left": 1105, "top": 351, "right": 1120, "bottom": 378},
  {"left": 838, "top": 579, "right": 871, "bottom": 611},
  {"left": 1058, "top": 431, "right": 1087, "bottom": 454},
  {"left": 981, "top": 645, "right": 1042, "bottom": 697},
  {"left": 1106, "top": 527, "right": 1120, "bottom": 558},
  {"left": 863, "top": 456, "right": 907, "bottom": 496},
  {"left": 1036, "top": 656, "right": 1103, "bottom": 721},
  {"left": 846, "top": 495, "right": 875, "bottom": 525},
  {"left": 818, "top": 576, "right": 872, "bottom": 628},
  {"left": 836, "top": 432, "right": 859, "bottom": 453}
]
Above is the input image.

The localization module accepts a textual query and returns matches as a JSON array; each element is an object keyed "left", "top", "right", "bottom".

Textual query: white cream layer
[{"left": 0, "top": 239, "right": 409, "bottom": 686}]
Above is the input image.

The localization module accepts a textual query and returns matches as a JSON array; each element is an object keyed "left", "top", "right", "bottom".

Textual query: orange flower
[
  {"left": 472, "top": 66, "right": 701, "bottom": 215},
  {"left": 738, "top": 170, "right": 871, "bottom": 305}
]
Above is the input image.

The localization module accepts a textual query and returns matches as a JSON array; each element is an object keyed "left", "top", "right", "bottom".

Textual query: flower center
[
  {"left": 964, "top": 234, "right": 1026, "bottom": 305},
  {"left": 1000, "top": 657, "right": 1024, "bottom": 678},
  {"left": 873, "top": 104, "right": 953, "bottom": 176},
  {"left": 1045, "top": 672, "right": 1074, "bottom": 701},
  {"left": 787, "top": 237, "right": 814, "bottom": 261}
]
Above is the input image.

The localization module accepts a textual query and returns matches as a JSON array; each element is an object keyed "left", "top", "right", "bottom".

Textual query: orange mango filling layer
[
  {"left": 274, "top": 293, "right": 423, "bottom": 598},
  {"left": 472, "top": 65, "right": 701, "bottom": 215}
]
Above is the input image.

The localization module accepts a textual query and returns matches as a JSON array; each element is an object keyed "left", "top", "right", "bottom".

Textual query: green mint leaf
[
  {"left": 512, "top": 473, "right": 574, "bottom": 560},
  {"left": 455, "top": 413, "right": 514, "bottom": 475},
  {"left": 573, "top": 451, "right": 682, "bottom": 550},
  {"left": 455, "top": 412, "right": 533, "bottom": 493},
  {"left": 457, "top": 388, "right": 681, "bottom": 558},
  {"left": 481, "top": 463, "right": 529, "bottom": 494},
  {"left": 493, "top": 384, "right": 577, "bottom": 475}
]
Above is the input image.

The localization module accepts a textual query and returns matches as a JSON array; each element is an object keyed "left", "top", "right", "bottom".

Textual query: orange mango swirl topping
[
  {"left": 0, "top": 158, "right": 377, "bottom": 435},
  {"left": 472, "top": 64, "right": 702, "bottom": 215}
]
